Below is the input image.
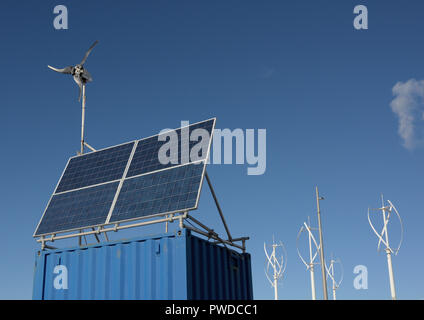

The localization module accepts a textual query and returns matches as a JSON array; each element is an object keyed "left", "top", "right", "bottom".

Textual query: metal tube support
[
  {"left": 329, "top": 260, "right": 336, "bottom": 300},
  {"left": 274, "top": 278, "right": 278, "bottom": 300},
  {"left": 316, "top": 186, "right": 328, "bottom": 300},
  {"left": 43, "top": 244, "right": 58, "bottom": 250},
  {"left": 84, "top": 142, "right": 96, "bottom": 152},
  {"left": 81, "top": 84, "right": 86, "bottom": 155},
  {"left": 380, "top": 195, "right": 396, "bottom": 300},
  {"left": 179, "top": 212, "right": 187, "bottom": 229},
  {"left": 37, "top": 214, "right": 184, "bottom": 244},
  {"left": 92, "top": 227, "right": 100, "bottom": 243},
  {"left": 205, "top": 171, "right": 232, "bottom": 241},
  {"left": 333, "top": 285, "right": 336, "bottom": 301},
  {"left": 273, "top": 243, "right": 278, "bottom": 300},
  {"left": 184, "top": 224, "right": 245, "bottom": 251},
  {"left": 78, "top": 229, "right": 82, "bottom": 246},
  {"left": 386, "top": 248, "right": 397, "bottom": 300},
  {"left": 310, "top": 264, "right": 316, "bottom": 300},
  {"left": 306, "top": 217, "right": 317, "bottom": 300},
  {"left": 187, "top": 214, "right": 218, "bottom": 238}
]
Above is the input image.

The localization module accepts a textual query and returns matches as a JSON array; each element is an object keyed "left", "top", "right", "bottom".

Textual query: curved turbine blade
[
  {"left": 296, "top": 226, "right": 310, "bottom": 269},
  {"left": 368, "top": 207, "right": 390, "bottom": 251},
  {"left": 48, "top": 65, "right": 73, "bottom": 74},
  {"left": 81, "top": 69, "right": 93, "bottom": 82},
  {"left": 387, "top": 200, "right": 404, "bottom": 255},
  {"left": 326, "top": 262, "right": 335, "bottom": 282},
  {"left": 377, "top": 212, "right": 390, "bottom": 251},
  {"left": 73, "top": 76, "right": 83, "bottom": 101},
  {"left": 303, "top": 222, "right": 320, "bottom": 263},
  {"left": 336, "top": 259, "right": 344, "bottom": 288},
  {"left": 80, "top": 40, "right": 99, "bottom": 65},
  {"left": 279, "top": 241, "right": 287, "bottom": 274}
]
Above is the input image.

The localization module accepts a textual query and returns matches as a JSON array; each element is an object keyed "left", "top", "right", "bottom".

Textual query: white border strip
[
  {"left": 53, "top": 178, "right": 122, "bottom": 196},
  {"left": 195, "top": 117, "right": 216, "bottom": 209}
]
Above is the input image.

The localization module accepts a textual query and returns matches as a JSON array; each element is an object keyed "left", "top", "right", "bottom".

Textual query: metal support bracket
[{"left": 204, "top": 171, "right": 233, "bottom": 241}]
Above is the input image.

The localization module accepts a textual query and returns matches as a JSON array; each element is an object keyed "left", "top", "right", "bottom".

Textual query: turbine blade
[
  {"left": 48, "top": 65, "right": 73, "bottom": 74},
  {"left": 80, "top": 40, "right": 99, "bottom": 65},
  {"left": 81, "top": 69, "right": 93, "bottom": 82}
]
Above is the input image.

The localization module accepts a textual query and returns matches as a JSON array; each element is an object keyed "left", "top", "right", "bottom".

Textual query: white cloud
[{"left": 390, "top": 79, "right": 424, "bottom": 150}]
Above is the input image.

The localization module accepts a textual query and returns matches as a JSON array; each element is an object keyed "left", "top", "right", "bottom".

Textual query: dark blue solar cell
[
  {"left": 126, "top": 119, "right": 214, "bottom": 178},
  {"left": 56, "top": 142, "right": 134, "bottom": 193},
  {"left": 34, "top": 182, "right": 119, "bottom": 236},
  {"left": 109, "top": 162, "right": 205, "bottom": 223}
]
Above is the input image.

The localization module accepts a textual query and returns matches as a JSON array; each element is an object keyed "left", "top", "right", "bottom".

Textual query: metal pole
[
  {"left": 381, "top": 195, "right": 396, "bottom": 300},
  {"left": 307, "top": 218, "right": 317, "bottom": 300},
  {"left": 273, "top": 243, "right": 278, "bottom": 300},
  {"left": 91, "top": 227, "right": 100, "bottom": 243},
  {"left": 386, "top": 248, "right": 396, "bottom": 300},
  {"left": 333, "top": 283, "right": 336, "bottom": 300},
  {"left": 81, "top": 84, "right": 86, "bottom": 155},
  {"left": 274, "top": 278, "right": 278, "bottom": 300},
  {"left": 329, "top": 260, "right": 336, "bottom": 300},
  {"left": 78, "top": 229, "right": 82, "bottom": 246},
  {"left": 310, "top": 264, "right": 316, "bottom": 300},
  {"left": 316, "top": 186, "right": 328, "bottom": 300},
  {"left": 205, "top": 171, "right": 232, "bottom": 241}
]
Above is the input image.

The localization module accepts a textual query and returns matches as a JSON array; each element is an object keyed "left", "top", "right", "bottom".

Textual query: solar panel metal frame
[{"left": 33, "top": 118, "right": 216, "bottom": 238}]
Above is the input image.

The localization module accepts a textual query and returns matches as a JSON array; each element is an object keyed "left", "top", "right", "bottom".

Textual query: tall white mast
[
  {"left": 81, "top": 84, "right": 86, "bottom": 154},
  {"left": 264, "top": 237, "right": 287, "bottom": 300},
  {"left": 316, "top": 186, "right": 328, "bottom": 300},
  {"left": 368, "top": 195, "right": 403, "bottom": 300}
]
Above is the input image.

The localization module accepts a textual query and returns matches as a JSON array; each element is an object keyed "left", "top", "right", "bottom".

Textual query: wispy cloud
[{"left": 390, "top": 79, "right": 424, "bottom": 150}]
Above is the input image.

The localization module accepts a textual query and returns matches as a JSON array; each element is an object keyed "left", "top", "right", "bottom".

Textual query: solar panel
[
  {"left": 56, "top": 142, "right": 134, "bottom": 193},
  {"left": 127, "top": 119, "right": 214, "bottom": 177},
  {"left": 34, "top": 118, "right": 215, "bottom": 237},
  {"left": 35, "top": 182, "right": 119, "bottom": 235},
  {"left": 109, "top": 161, "right": 205, "bottom": 223}
]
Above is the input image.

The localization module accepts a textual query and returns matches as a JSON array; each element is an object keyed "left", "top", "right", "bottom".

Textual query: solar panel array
[{"left": 34, "top": 118, "right": 215, "bottom": 237}]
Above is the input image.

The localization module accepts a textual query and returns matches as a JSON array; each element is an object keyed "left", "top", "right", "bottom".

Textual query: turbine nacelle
[{"left": 47, "top": 40, "right": 98, "bottom": 101}]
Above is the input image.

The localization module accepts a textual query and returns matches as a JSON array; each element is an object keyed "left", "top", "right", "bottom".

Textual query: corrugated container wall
[{"left": 33, "top": 229, "right": 253, "bottom": 300}]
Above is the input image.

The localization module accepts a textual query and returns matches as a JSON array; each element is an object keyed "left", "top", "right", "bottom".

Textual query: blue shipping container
[{"left": 33, "top": 229, "right": 253, "bottom": 300}]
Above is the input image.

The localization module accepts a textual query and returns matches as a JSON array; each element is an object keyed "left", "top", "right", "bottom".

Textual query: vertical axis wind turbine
[
  {"left": 264, "top": 237, "right": 287, "bottom": 300},
  {"left": 47, "top": 40, "right": 99, "bottom": 155},
  {"left": 296, "top": 217, "right": 320, "bottom": 300},
  {"left": 368, "top": 195, "right": 403, "bottom": 300},
  {"left": 325, "top": 253, "right": 343, "bottom": 300}
]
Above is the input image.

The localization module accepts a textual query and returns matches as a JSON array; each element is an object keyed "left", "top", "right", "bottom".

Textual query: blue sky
[{"left": 1, "top": 0, "right": 424, "bottom": 299}]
